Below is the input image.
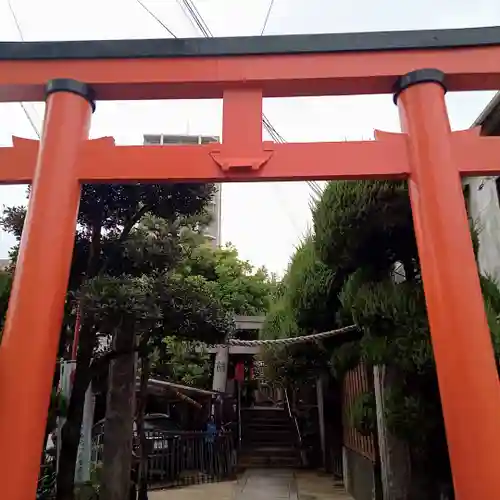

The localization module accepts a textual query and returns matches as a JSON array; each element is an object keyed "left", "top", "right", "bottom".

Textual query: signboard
[{"left": 57, "top": 361, "right": 94, "bottom": 484}]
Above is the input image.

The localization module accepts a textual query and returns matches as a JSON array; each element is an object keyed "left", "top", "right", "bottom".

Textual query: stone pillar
[
  {"left": 374, "top": 365, "right": 411, "bottom": 500},
  {"left": 316, "top": 375, "right": 327, "bottom": 469},
  {"left": 75, "top": 385, "right": 96, "bottom": 484},
  {"left": 212, "top": 345, "right": 229, "bottom": 393}
]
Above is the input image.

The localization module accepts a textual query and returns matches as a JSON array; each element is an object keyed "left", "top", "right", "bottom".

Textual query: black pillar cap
[
  {"left": 45, "top": 78, "right": 96, "bottom": 113},
  {"left": 393, "top": 69, "right": 447, "bottom": 104}
]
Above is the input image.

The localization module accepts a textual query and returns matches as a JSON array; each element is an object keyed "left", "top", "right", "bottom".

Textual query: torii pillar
[
  {"left": 394, "top": 70, "right": 500, "bottom": 497},
  {"left": 0, "top": 79, "right": 94, "bottom": 500}
]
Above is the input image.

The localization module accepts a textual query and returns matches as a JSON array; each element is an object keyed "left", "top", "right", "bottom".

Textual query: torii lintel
[{"left": 1, "top": 127, "right": 499, "bottom": 185}]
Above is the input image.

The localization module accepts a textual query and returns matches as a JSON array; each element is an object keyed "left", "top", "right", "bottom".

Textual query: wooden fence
[{"left": 342, "top": 363, "right": 377, "bottom": 462}]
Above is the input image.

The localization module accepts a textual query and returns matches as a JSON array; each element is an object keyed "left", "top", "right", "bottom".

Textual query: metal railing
[
  {"left": 91, "top": 429, "right": 236, "bottom": 490},
  {"left": 284, "top": 387, "right": 304, "bottom": 464}
]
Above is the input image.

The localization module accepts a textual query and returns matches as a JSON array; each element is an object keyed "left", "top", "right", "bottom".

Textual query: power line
[
  {"left": 174, "top": 0, "right": 315, "bottom": 233},
  {"left": 18, "top": 103, "right": 40, "bottom": 139},
  {"left": 261, "top": 0, "right": 275, "bottom": 36},
  {"left": 179, "top": 0, "right": 213, "bottom": 37},
  {"left": 255, "top": 3, "right": 306, "bottom": 235},
  {"left": 257, "top": 1, "right": 322, "bottom": 198},
  {"left": 175, "top": 0, "right": 199, "bottom": 34},
  {"left": 135, "top": 0, "right": 177, "bottom": 38},
  {"left": 160, "top": 0, "right": 323, "bottom": 200},
  {"left": 7, "top": 0, "right": 23, "bottom": 39},
  {"left": 7, "top": 0, "right": 41, "bottom": 139},
  {"left": 131, "top": 1, "right": 320, "bottom": 230}
]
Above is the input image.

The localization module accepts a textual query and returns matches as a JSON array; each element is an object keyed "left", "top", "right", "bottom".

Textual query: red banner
[{"left": 234, "top": 362, "right": 245, "bottom": 382}]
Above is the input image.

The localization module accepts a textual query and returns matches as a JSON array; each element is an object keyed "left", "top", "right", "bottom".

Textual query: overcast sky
[{"left": 0, "top": 0, "right": 499, "bottom": 274}]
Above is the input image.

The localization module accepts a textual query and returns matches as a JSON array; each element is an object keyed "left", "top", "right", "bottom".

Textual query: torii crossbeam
[{"left": 1, "top": 26, "right": 500, "bottom": 500}]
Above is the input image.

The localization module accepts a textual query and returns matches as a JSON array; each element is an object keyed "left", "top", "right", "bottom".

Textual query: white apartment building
[
  {"left": 143, "top": 134, "right": 222, "bottom": 247},
  {"left": 465, "top": 93, "right": 500, "bottom": 281}
]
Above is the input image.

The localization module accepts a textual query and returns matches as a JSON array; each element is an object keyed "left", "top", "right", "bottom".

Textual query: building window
[{"left": 143, "top": 134, "right": 161, "bottom": 145}]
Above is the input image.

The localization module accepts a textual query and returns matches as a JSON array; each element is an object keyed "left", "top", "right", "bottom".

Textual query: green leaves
[
  {"left": 153, "top": 336, "right": 212, "bottom": 388},
  {"left": 263, "top": 174, "right": 500, "bottom": 470},
  {"left": 78, "top": 274, "right": 161, "bottom": 336},
  {"left": 313, "top": 180, "right": 415, "bottom": 276},
  {"left": 480, "top": 274, "right": 500, "bottom": 365},
  {"left": 349, "top": 391, "right": 377, "bottom": 436},
  {"left": 285, "top": 234, "right": 338, "bottom": 333},
  {"left": 339, "top": 277, "right": 432, "bottom": 372},
  {"left": 78, "top": 271, "right": 234, "bottom": 346},
  {"left": 0, "top": 270, "right": 12, "bottom": 337},
  {"left": 179, "top": 243, "right": 276, "bottom": 316}
]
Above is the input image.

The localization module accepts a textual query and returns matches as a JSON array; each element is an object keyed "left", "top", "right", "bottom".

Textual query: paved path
[
  {"left": 294, "top": 470, "right": 353, "bottom": 500},
  {"left": 149, "top": 469, "right": 353, "bottom": 500},
  {"left": 236, "top": 469, "right": 298, "bottom": 500},
  {"left": 149, "top": 481, "right": 237, "bottom": 500}
]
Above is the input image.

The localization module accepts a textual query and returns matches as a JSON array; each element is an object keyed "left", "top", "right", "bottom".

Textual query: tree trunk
[
  {"left": 56, "top": 222, "right": 103, "bottom": 500},
  {"left": 100, "top": 326, "right": 137, "bottom": 500},
  {"left": 137, "top": 354, "right": 151, "bottom": 500},
  {"left": 56, "top": 323, "right": 95, "bottom": 500}
]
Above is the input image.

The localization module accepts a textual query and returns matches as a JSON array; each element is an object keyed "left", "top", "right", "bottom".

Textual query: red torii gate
[{"left": 0, "top": 26, "right": 500, "bottom": 500}]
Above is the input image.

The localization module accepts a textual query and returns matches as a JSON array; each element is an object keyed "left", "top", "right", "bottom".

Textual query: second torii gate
[{"left": 1, "top": 27, "right": 500, "bottom": 500}]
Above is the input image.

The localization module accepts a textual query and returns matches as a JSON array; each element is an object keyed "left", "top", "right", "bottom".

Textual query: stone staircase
[{"left": 238, "top": 407, "right": 302, "bottom": 469}]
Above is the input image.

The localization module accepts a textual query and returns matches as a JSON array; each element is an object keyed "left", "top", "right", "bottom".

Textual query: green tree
[
  {"left": 260, "top": 236, "right": 334, "bottom": 383},
  {"left": 83, "top": 238, "right": 278, "bottom": 500},
  {"left": 79, "top": 270, "right": 233, "bottom": 500},
  {"left": 1, "top": 182, "right": 215, "bottom": 500},
  {"left": 157, "top": 243, "right": 276, "bottom": 389},
  {"left": 2, "top": 185, "right": 277, "bottom": 500},
  {"left": 180, "top": 243, "right": 276, "bottom": 315},
  {"left": 262, "top": 179, "right": 500, "bottom": 497}
]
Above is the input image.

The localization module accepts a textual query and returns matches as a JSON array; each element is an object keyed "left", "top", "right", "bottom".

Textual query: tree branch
[
  {"left": 99, "top": 204, "right": 152, "bottom": 277},
  {"left": 89, "top": 346, "right": 140, "bottom": 378},
  {"left": 119, "top": 204, "right": 152, "bottom": 244},
  {"left": 87, "top": 219, "right": 103, "bottom": 278}
]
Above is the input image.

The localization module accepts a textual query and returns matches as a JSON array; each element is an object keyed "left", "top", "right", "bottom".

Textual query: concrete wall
[
  {"left": 343, "top": 447, "right": 380, "bottom": 500},
  {"left": 466, "top": 176, "right": 500, "bottom": 281}
]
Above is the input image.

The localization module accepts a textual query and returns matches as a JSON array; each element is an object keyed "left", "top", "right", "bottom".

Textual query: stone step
[
  {"left": 242, "top": 418, "right": 293, "bottom": 426},
  {"left": 242, "top": 429, "right": 295, "bottom": 439},
  {"left": 241, "top": 413, "right": 290, "bottom": 420},
  {"left": 240, "top": 446, "right": 297, "bottom": 456},
  {"left": 237, "top": 451, "right": 301, "bottom": 469},
  {"left": 240, "top": 409, "right": 288, "bottom": 417},
  {"left": 243, "top": 424, "right": 293, "bottom": 430},
  {"left": 243, "top": 426, "right": 294, "bottom": 435},
  {"left": 241, "top": 436, "right": 297, "bottom": 448},
  {"left": 243, "top": 421, "right": 292, "bottom": 426},
  {"left": 239, "top": 406, "right": 300, "bottom": 469},
  {"left": 242, "top": 433, "right": 295, "bottom": 441}
]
